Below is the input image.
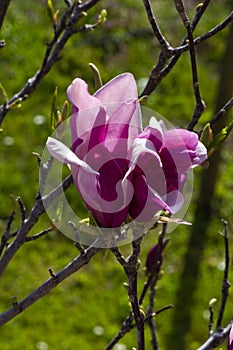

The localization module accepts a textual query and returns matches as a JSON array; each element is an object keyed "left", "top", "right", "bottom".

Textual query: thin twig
[
  {"left": 0, "top": 174, "right": 73, "bottom": 278},
  {"left": 0, "top": 209, "right": 15, "bottom": 256},
  {"left": 209, "top": 97, "right": 233, "bottom": 128},
  {"left": 110, "top": 237, "right": 145, "bottom": 350},
  {"left": 174, "top": 0, "right": 205, "bottom": 130},
  {"left": 104, "top": 314, "right": 134, "bottom": 350},
  {"left": 216, "top": 220, "right": 231, "bottom": 330},
  {"left": 139, "top": 2, "right": 233, "bottom": 98},
  {"left": 208, "top": 304, "right": 214, "bottom": 336},
  {"left": 0, "top": 241, "right": 101, "bottom": 326},
  {"left": 126, "top": 237, "right": 145, "bottom": 350},
  {"left": 197, "top": 97, "right": 233, "bottom": 137},
  {"left": 25, "top": 227, "right": 54, "bottom": 242},
  {"left": 106, "top": 226, "right": 168, "bottom": 349},
  {"left": 196, "top": 322, "right": 232, "bottom": 350},
  {"left": 0, "top": 0, "right": 101, "bottom": 125},
  {"left": 68, "top": 221, "right": 86, "bottom": 256},
  {"left": 110, "top": 246, "right": 126, "bottom": 266},
  {"left": 196, "top": 220, "right": 231, "bottom": 350},
  {"left": 16, "top": 197, "right": 26, "bottom": 224},
  {"left": 0, "top": 0, "right": 11, "bottom": 29},
  {"left": 145, "top": 304, "right": 173, "bottom": 322},
  {"left": 142, "top": 0, "right": 172, "bottom": 49},
  {"left": 147, "top": 277, "right": 159, "bottom": 350}
]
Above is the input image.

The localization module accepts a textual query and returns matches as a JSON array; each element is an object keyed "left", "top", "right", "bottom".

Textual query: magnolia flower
[
  {"left": 46, "top": 73, "right": 207, "bottom": 228},
  {"left": 128, "top": 117, "right": 207, "bottom": 221},
  {"left": 47, "top": 73, "right": 142, "bottom": 227}
]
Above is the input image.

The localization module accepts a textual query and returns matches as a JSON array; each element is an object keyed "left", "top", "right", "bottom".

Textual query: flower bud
[{"left": 146, "top": 244, "right": 162, "bottom": 273}]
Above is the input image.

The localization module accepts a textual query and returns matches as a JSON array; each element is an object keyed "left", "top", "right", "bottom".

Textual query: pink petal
[
  {"left": 95, "top": 73, "right": 143, "bottom": 135},
  {"left": 229, "top": 324, "right": 233, "bottom": 350},
  {"left": 67, "top": 78, "right": 100, "bottom": 111},
  {"left": 95, "top": 73, "right": 139, "bottom": 103},
  {"left": 191, "top": 140, "right": 207, "bottom": 166}
]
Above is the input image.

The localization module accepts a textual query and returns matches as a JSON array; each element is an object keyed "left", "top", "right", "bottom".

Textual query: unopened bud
[
  {"left": 146, "top": 244, "right": 162, "bottom": 273},
  {"left": 209, "top": 298, "right": 217, "bottom": 307}
]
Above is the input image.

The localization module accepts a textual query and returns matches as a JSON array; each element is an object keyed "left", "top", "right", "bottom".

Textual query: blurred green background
[{"left": 0, "top": 0, "right": 232, "bottom": 349}]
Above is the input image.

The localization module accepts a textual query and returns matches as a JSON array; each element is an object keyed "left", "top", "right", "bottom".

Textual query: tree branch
[
  {"left": 174, "top": 0, "right": 205, "bottom": 129},
  {"left": 196, "top": 323, "right": 232, "bottom": 350},
  {"left": 142, "top": 0, "right": 172, "bottom": 50},
  {"left": 106, "top": 225, "right": 168, "bottom": 349},
  {"left": 0, "top": 174, "right": 73, "bottom": 278},
  {"left": 0, "top": 241, "right": 101, "bottom": 326},
  {"left": 0, "top": 0, "right": 11, "bottom": 29},
  {"left": 196, "top": 220, "right": 231, "bottom": 349},
  {"left": 139, "top": 3, "right": 233, "bottom": 99},
  {"left": 216, "top": 220, "right": 231, "bottom": 330},
  {"left": 0, "top": 0, "right": 101, "bottom": 126}
]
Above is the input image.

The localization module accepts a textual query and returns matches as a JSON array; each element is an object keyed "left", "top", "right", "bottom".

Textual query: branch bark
[
  {"left": 0, "top": 242, "right": 101, "bottom": 326},
  {"left": 0, "top": 0, "right": 101, "bottom": 126},
  {"left": 0, "top": 0, "right": 11, "bottom": 29}
]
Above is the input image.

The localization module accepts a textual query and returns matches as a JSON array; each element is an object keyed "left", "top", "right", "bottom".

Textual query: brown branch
[
  {"left": 110, "top": 236, "right": 145, "bottom": 350},
  {"left": 174, "top": 0, "right": 205, "bottom": 130},
  {"left": 0, "top": 174, "right": 73, "bottom": 278},
  {"left": 0, "top": 0, "right": 11, "bottom": 29},
  {"left": 126, "top": 236, "right": 145, "bottom": 350},
  {"left": 0, "top": 209, "right": 15, "bottom": 256},
  {"left": 140, "top": 3, "right": 233, "bottom": 100},
  {"left": 25, "top": 227, "right": 53, "bottom": 242},
  {"left": 106, "top": 225, "right": 168, "bottom": 349},
  {"left": 147, "top": 277, "right": 159, "bottom": 350},
  {"left": 196, "top": 322, "right": 232, "bottom": 350},
  {"left": 209, "top": 97, "right": 233, "bottom": 128},
  {"left": 196, "top": 220, "right": 231, "bottom": 350},
  {"left": 142, "top": 0, "right": 172, "bottom": 49},
  {"left": 0, "top": 0, "right": 101, "bottom": 126},
  {"left": 0, "top": 242, "right": 101, "bottom": 326},
  {"left": 216, "top": 220, "right": 231, "bottom": 330}
]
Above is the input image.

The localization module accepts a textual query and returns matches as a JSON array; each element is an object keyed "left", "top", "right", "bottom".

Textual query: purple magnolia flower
[
  {"left": 47, "top": 73, "right": 142, "bottom": 227},
  {"left": 46, "top": 73, "right": 207, "bottom": 228},
  {"left": 229, "top": 324, "right": 233, "bottom": 350},
  {"left": 127, "top": 117, "right": 207, "bottom": 221}
]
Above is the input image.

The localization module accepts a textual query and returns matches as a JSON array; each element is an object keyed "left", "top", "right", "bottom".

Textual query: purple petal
[{"left": 130, "top": 174, "right": 171, "bottom": 222}]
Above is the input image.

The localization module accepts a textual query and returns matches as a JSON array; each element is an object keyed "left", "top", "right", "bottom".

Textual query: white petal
[{"left": 46, "top": 137, "right": 98, "bottom": 175}]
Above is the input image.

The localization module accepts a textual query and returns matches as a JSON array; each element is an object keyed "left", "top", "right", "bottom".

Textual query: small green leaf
[
  {"left": 8, "top": 98, "right": 22, "bottom": 109},
  {"left": 200, "top": 123, "right": 213, "bottom": 147},
  {"left": 139, "top": 95, "right": 149, "bottom": 105},
  {"left": 207, "top": 120, "right": 233, "bottom": 155},
  {"left": 50, "top": 87, "right": 58, "bottom": 131},
  {"left": 89, "top": 63, "right": 103, "bottom": 90},
  {"left": 97, "top": 9, "right": 107, "bottom": 25},
  {"left": 47, "top": 0, "right": 55, "bottom": 22},
  {"left": 0, "top": 82, "right": 8, "bottom": 103},
  {"left": 61, "top": 100, "right": 69, "bottom": 121}
]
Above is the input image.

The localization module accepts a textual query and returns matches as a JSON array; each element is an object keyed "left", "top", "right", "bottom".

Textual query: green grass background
[{"left": 0, "top": 0, "right": 232, "bottom": 349}]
